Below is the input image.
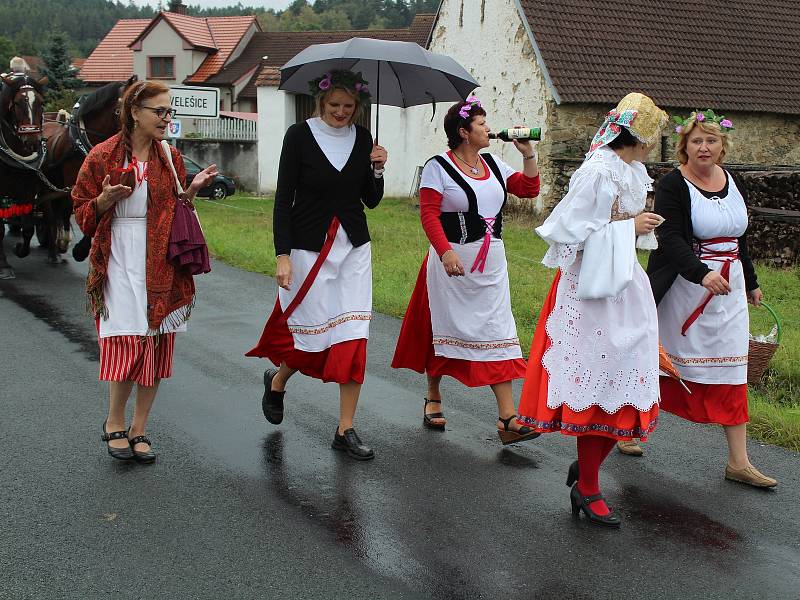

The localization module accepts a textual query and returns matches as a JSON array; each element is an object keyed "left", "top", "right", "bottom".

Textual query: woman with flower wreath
[
  {"left": 516, "top": 93, "right": 667, "bottom": 528},
  {"left": 391, "top": 97, "right": 541, "bottom": 443},
  {"left": 246, "top": 70, "right": 387, "bottom": 461},
  {"left": 646, "top": 109, "right": 776, "bottom": 488}
]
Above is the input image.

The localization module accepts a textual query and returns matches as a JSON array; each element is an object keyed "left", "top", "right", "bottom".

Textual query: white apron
[
  {"left": 99, "top": 161, "right": 186, "bottom": 338},
  {"left": 426, "top": 237, "right": 522, "bottom": 361},
  {"left": 536, "top": 147, "right": 660, "bottom": 413},
  {"left": 658, "top": 172, "right": 749, "bottom": 384},
  {"left": 279, "top": 224, "right": 372, "bottom": 353}
]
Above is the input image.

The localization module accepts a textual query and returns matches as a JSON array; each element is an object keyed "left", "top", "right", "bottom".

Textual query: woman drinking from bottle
[{"left": 392, "top": 96, "right": 541, "bottom": 443}]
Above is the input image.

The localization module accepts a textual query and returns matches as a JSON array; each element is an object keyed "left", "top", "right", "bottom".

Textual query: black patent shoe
[
  {"left": 101, "top": 420, "right": 133, "bottom": 461},
  {"left": 128, "top": 434, "right": 156, "bottom": 463},
  {"left": 566, "top": 460, "right": 580, "bottom": 487},
  {"left": 570, "top": 484, "right": 621, "bottom": 529},
  {"left": 497, "top": 415, "right": 541, "bottom": 445},
  {"left": 262, "top": 368, "right": 285, "bottom": 425},
  {"left": 331, "top": 427, "right": 375, "bottom": 461}
]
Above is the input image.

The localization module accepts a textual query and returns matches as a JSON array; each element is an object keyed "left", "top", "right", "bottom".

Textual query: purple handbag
[{"left": 161, "top": 140, "right": 211, "bottom": 275}]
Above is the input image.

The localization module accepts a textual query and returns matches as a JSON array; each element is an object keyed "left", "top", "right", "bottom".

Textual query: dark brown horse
[
  {"left": 35, "top": 75, "right": 138, "bottom": 262},
  {"left": 0, "top": 72, "right": 47, "bottom": 279}
]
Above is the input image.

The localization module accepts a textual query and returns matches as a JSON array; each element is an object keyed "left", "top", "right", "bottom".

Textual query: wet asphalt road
[{"left": 1, "top": 238, "right": 799, "bottom": 600}]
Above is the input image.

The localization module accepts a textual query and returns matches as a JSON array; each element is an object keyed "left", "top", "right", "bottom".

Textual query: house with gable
[{"left": 79, "top": 0, "right": 259, "bottom": 116}]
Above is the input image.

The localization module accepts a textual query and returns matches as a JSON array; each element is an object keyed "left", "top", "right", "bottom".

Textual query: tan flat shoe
[
  {"left": 617, "top": 440, "right": 643, "bottom": 456},
  {"left": 725, "top": 464, "right": 777, "bottom": 488}
]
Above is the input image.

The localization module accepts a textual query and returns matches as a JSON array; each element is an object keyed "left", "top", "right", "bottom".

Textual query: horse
[
  {"left": 0, "top": 72, "right": 47, "bottom": 279},
  {"left": 35, "top": 75, "right": 138, "bottom": 262}
]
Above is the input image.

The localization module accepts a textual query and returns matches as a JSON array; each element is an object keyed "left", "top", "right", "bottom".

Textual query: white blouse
[
  {"left": 420, "top": 152, "right": 516, "bottom": 217},
  {"left": 307, "top": 117, "right": 356, "bottom": 171}
]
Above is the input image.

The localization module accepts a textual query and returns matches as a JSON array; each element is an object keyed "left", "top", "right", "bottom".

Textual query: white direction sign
[{"left": 170, "top": 85, "right": 219, "bottom": 119}]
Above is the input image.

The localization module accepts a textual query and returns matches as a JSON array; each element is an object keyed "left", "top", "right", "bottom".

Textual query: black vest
[{"left": 427, "top": 153, "right": 507, "bottom": 244}]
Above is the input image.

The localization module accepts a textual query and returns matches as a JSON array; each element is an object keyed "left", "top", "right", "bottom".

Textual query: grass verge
[{"left": 196, "top": 195, "right": 800, "bottom": 451}]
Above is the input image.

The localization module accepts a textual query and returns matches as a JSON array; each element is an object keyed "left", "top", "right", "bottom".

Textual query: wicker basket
[{"left": 747, "top": 302, "right": 782, "bottom": 385}]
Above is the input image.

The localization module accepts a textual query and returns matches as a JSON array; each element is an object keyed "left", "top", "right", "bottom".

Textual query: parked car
[{"left": 182, "top": 155, "right": 236, "bottom": 200}]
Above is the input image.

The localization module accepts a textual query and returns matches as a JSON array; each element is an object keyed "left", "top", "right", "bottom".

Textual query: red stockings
[{"left": 576, "top": 435, "right": 617, "bottom": 516}]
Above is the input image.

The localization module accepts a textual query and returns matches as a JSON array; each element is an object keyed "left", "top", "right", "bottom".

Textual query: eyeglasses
[{"left": 138, "top": 105, "right": 177, "bottom": 120}]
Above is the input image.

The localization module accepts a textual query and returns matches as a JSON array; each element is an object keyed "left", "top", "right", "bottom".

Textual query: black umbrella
[{"left": 279, "top": 37, "right": 480, "bottom": 142}]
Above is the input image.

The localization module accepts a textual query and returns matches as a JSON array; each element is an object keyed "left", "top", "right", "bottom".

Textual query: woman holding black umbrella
[{"left": 247, "top": 70, "right": 387, "bottom": 461}]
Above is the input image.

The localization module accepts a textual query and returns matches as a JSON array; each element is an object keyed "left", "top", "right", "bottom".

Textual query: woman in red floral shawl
[{"left": 72, "top": 81, "right": 217, "bottom": 463}]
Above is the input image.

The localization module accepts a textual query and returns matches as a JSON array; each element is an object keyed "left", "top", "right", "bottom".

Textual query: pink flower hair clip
[{"left": 459, "top": 94, "right": 482, "bottom": 119}]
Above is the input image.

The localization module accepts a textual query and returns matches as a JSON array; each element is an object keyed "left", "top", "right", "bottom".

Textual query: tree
[
  {"left": 14, "top": 28, "right": 37, "bottom": 55},
  {"left": 41, "top": 31, "right": 82, "bottom": 92},
  {"left": 0, "top": 36, "right": 15, "bottom": 71},
  {"left": 318, "top": 8, "right": 352, "bottom": 30}
]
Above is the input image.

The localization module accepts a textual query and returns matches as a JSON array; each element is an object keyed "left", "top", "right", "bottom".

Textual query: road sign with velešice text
[{"left": 169, "top": 85, "right": 219, "bottom": 119}]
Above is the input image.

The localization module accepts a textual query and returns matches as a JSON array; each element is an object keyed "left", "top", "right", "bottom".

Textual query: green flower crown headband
[
  {"left": 672, "top": 109, "right": 734, "bottom": 139},
  {"left": 309, "top": 70, "right": 371, "bottom": 104}
]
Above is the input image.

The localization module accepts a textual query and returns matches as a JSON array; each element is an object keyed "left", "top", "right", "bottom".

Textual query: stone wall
[
  {"left": 175, "top": 139, "right": 258, "bottom": 193},
  {"left": 539, "top": 104, "right": 800, "bottom": 209}
]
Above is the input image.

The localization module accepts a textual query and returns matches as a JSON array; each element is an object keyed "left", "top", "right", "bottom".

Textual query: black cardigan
[
  {"left": 273, "top": 122, "right": 384, "bottom": 256},
  {"left": 646, "top": 168, "right": 758, "bottom": 304}
]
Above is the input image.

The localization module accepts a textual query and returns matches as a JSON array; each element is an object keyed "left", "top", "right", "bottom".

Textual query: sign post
[{"left": 169, "top": 85, "right": 219, "bottom": 119}]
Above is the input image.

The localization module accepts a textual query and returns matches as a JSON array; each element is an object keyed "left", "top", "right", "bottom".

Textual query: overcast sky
[{"left": 131, "top": 0, "right": 293, "bottom": 9}]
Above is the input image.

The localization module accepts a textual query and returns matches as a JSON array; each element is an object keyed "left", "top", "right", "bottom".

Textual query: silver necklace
[{"left": 453, "top": 150, "right": 480, "bottom": 175}]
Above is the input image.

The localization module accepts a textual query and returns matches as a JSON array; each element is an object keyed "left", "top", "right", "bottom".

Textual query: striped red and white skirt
[{"left": 98, "top": 333, "right": 176, "bottom": 387}]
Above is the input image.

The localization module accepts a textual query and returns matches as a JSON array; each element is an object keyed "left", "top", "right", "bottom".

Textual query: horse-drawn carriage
[{"left": 0, "top": 68, "right": 137, "bottom": 279}]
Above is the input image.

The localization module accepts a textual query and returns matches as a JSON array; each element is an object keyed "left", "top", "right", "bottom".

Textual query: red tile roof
[
  {"left": 241, "top": 13, "right": 436, "bottom": 98},
  {"left": 187, "top": 16, "right": 259, "bottom": 83},
  {"left": 79, "top": 19, "right": 150, "bottom": 83},
  {"left": 518, "top": 0, "right": 800, "bottom": 115}
]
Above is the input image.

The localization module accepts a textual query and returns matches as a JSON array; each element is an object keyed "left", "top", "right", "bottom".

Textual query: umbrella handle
[{"left": 374, "top": 65, "right": 380, "bottom": 145}]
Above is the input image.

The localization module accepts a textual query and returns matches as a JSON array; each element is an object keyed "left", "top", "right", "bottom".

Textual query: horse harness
[{"left": 0, "top": 75, "right": 47, "bottom": 173}]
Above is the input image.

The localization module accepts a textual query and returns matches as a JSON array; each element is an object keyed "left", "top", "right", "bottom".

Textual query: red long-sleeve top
[{"left": 420, "top": 171, "right": 540, "bottom": 258}]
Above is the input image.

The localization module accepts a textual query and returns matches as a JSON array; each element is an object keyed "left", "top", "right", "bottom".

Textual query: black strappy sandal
[
  {"left": 496, "top": 415, "right": 541, "bottom": 445},
  {"left": 262, "top": 368, "right": 286, "bottom": 425},
  {"left": 569, "top": 484, "right": 621, "bottom": 528},
  {"left": 127, "top": 434, "right": 156, "bottom": 464},
  {"left": 423, "top": 397, "right": 446, "bottom": 430},
  {"left": 101, "top": 420, "right": 133, "bottom": 460}
]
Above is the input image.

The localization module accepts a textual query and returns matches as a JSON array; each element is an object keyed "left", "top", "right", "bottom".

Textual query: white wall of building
[
  {"left": 257, "top": 85, "right": 296, "bottom": 192},
  {"left": 385, "top": 0, "right": 550, "bottom": 204}
]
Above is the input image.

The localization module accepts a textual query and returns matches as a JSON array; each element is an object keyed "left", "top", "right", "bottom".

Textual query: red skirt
[
  {"left": 98, "top": 333, "right": 176, "bottom": 387},
  {"left": 391, "top": 255, "right": 527, "bottom": 387},
  {"left": 660, "top": 378, "right": 748, "bottom": 425},
  {"left": 516, "top": 271, "right": 659, "bottom": 441},
  {"left": 246, "top": 297, "right": 367, "bottom": 384}
]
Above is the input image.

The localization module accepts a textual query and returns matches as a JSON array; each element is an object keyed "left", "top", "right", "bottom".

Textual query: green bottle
[{"left": 489, "top": 127, "right": 541, "bottom": 141}]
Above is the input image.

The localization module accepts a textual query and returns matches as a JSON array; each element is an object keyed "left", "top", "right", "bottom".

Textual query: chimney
[{"left": 168, "top": 0, "right": 187, "bottom": 15}]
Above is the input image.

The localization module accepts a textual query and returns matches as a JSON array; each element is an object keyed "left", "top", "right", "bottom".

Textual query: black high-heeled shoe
[
  {"left": 569, "top": 484, "right": 621, "bottom": 529},
  {"left": 101, "top": 420, "right": 133, "bottom": 461},
  {"left": 566, "top": 460, "right": 579, "bottom": 487}
]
